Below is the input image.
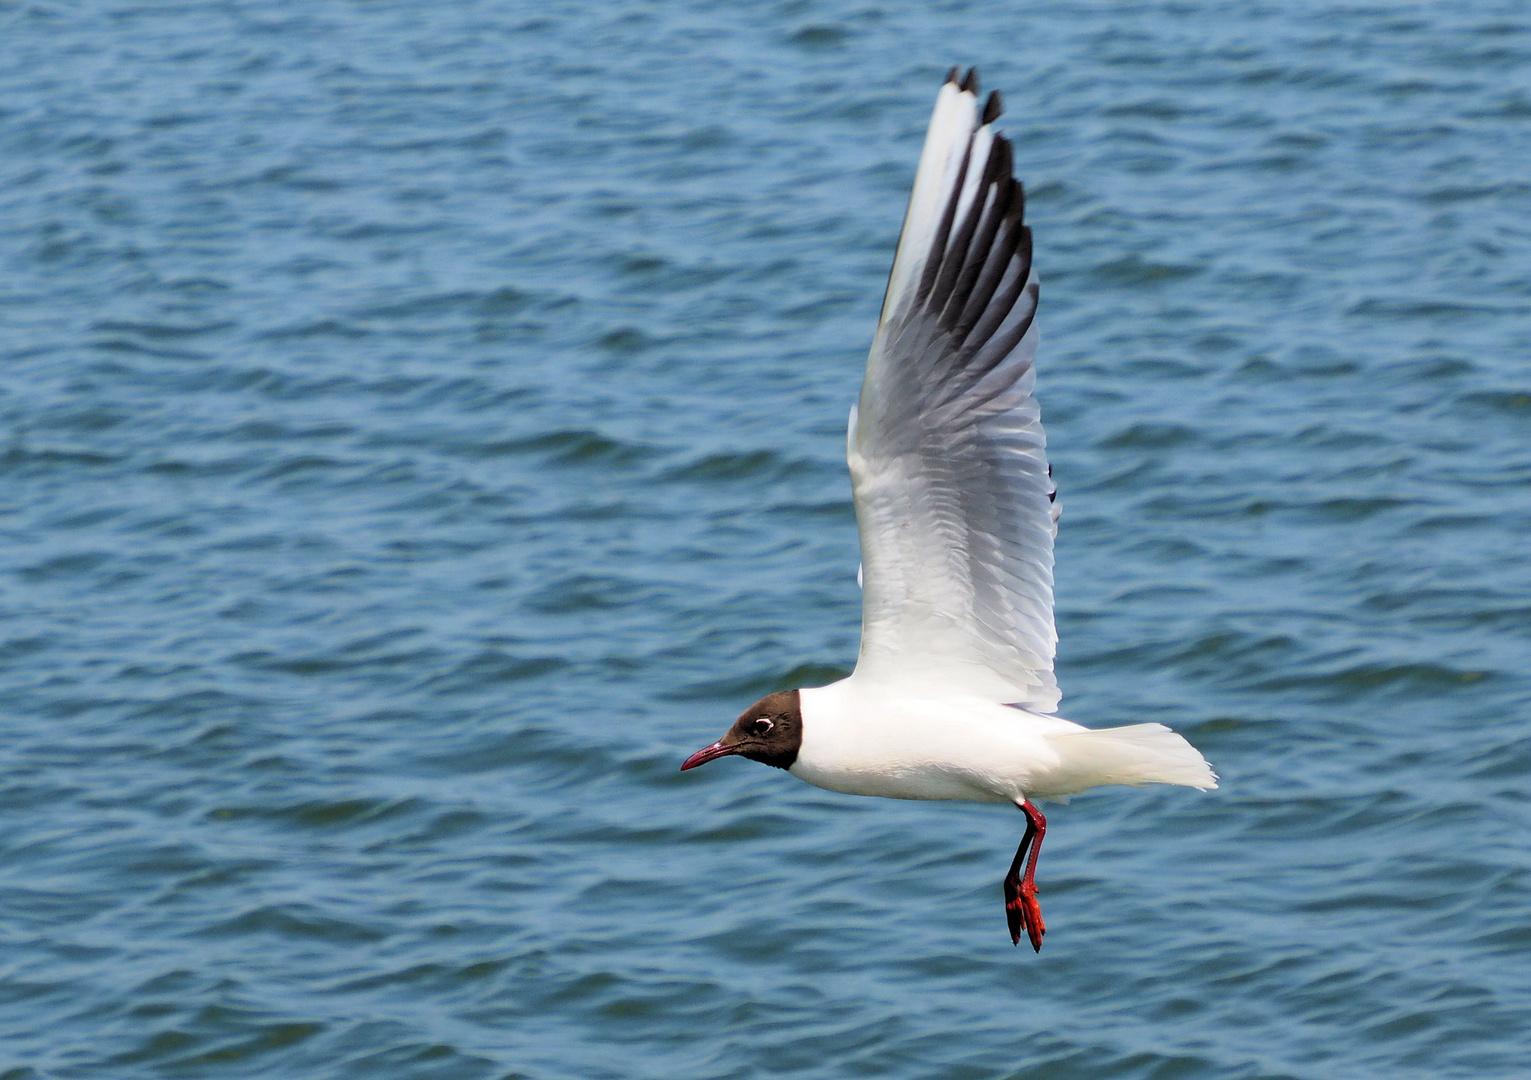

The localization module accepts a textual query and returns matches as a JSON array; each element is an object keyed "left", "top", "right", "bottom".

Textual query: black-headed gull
[{"left": 682, "top": 69, "right": 1216, "bottom": 952}]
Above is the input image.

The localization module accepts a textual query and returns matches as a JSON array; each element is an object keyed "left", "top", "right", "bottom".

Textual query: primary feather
[{"left": 852, "top": 69, "right": 1060, "bottom": 712}]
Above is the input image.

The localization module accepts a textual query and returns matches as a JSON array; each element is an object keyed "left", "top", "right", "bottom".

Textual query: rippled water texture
[{"left": 3, "top": 2, "right": 1530, "bottom": 1076}]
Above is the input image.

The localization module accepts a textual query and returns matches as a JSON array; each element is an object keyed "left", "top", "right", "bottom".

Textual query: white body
[
  {"left": 794, "top": 677, "right": 1215, "bottom": 803},
  {"left": 787, "top": 75, "right": 1217, "bottom": 808}
]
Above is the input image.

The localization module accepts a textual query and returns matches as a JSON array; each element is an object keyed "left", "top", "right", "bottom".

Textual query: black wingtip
[
  {"left": 982, "top": 90, "right": 1004, "bottom": 125},
  {"left": 1002, "top": 177, "right": 1027, "bottom": 226},
  {"left": 944, "top": 66, "right": 960, "bottom": 85},
  {"left": 960, "top": 67, "right": 979, "bottom": 93},
  {"left": 984, "top": 134, "right": 1014, "bottom": 186}
]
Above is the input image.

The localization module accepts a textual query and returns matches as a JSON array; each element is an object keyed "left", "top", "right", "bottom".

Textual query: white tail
[{"left": 1043, "top": 723, "right": 1217, "bottom": 796}]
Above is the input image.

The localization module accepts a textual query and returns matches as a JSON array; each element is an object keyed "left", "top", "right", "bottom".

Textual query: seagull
[{"left": 681, "top": 69, "right": 1216, "bottom": 951}]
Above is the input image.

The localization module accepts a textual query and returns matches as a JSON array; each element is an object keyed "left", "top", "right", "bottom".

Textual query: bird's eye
[{"left": 751, "top": 718, "right": 774, "bottom": 736}]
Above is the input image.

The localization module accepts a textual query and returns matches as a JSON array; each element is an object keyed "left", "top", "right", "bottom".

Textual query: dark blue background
[{"left": 2, "top": 2, "right": 1528, "bottom": 1076}]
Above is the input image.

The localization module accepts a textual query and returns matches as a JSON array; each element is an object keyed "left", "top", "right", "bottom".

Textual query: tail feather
[{"left": 1043, "top": 723, "right": 1217, "bottom": 796}]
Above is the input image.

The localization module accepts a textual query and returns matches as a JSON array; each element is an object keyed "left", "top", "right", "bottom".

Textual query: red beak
[{"left": 680, "top": 740, "right": 738, "bottom": 771}]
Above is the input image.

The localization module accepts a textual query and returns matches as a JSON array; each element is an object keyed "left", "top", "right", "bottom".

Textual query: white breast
[{"left": 790, "top": 677, "right": 1083, "bottom": 804}]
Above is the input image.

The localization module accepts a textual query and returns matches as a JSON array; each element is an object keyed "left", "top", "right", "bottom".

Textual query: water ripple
[{"left": 1, "top": 2, "right": 1528, "bottom": 1078}]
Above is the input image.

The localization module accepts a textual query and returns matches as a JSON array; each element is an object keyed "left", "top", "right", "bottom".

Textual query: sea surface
[{"left": 2, "top": 2, "right": 1529, "bottom": 1077}]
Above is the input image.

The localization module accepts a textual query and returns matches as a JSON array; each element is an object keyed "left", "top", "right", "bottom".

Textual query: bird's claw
[{"left": 1004, "top": 878, "right": 1045, "bottom": 952}]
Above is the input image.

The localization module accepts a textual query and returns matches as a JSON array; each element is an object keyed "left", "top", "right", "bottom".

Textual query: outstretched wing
[{"left": 850, "top": 69, "right": 1060, "bottom": 711}]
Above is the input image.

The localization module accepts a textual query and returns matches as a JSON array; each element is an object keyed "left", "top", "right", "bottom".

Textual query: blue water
[{"left": 3, "top": 2, "right": 1529, "bottom": 1076}]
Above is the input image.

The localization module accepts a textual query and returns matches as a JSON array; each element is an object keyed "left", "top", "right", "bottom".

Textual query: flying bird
[{"left": 681, "top": 69, "right": 1216, "bottom": 951}]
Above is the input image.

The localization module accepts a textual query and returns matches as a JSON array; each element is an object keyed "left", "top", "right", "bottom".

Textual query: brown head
[{"left": 680, "top": 690, "right": 803, "bottom": 772}]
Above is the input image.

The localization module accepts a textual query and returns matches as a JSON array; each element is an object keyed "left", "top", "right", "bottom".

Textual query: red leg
[{"left": 1002, "top": 800, "right": 1047, "bottom": 951}]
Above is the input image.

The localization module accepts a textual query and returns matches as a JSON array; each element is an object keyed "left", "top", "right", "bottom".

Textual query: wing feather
[{"left": 851, "top": 71, "right": 1061, "bottom": 711}]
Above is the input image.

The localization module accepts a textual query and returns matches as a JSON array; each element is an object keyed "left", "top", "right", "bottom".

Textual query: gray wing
[{"left": 850, "top": 69, "right": 1061, "bottom": 711}]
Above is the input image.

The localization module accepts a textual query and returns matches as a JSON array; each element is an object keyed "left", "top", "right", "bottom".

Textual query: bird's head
[{"left": 680, "top": 689, "right": 802, "bottom": 772}]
